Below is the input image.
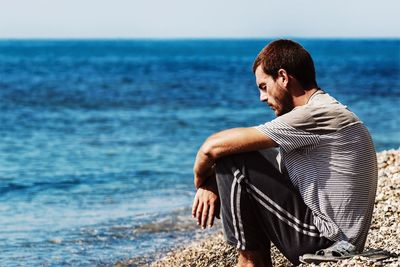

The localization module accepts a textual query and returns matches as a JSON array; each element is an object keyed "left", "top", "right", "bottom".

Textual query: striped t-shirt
[{"left": 255, "top": 90, "right": 378, "bottom": 251}]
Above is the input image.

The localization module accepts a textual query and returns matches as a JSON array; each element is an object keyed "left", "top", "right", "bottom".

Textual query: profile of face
[{"left": 255, "top": 65, "right": 294, "bottom": 117}]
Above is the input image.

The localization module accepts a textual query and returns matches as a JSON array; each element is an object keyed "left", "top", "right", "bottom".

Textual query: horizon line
[{"left": 0, "top": 36, "right": 399, "bottom": 41}]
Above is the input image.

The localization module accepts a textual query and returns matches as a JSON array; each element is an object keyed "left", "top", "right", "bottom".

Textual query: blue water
[{"left": 0, "top": 39, "right": 399, "bottom": 266}]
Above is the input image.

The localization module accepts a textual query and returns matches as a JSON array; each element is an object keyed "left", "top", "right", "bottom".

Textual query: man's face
[{"left": 255, "top": 65, "right": 293, "bottom": 117}]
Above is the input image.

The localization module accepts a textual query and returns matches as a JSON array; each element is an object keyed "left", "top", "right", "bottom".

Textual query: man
[{"left": 191, "top": 39, "right": 377, "bottom": 266}]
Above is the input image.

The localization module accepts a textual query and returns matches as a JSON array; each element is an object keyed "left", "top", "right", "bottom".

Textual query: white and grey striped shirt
[{"left": 255, "top": 90, "right": 377, "bottom": 251}]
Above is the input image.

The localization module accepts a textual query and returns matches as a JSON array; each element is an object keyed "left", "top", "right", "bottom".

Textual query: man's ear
[{"left": 277, "top": 69, "right": 289, "bottom": 87}]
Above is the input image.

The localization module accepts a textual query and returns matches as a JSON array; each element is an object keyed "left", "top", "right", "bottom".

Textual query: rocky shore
[{"left": 122, "top": 150, "right": 400, "bottom": 266}]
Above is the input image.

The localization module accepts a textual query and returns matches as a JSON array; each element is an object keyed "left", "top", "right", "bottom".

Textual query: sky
[{"left": 0, "top": 0, "right": 399, "bottom": 39}]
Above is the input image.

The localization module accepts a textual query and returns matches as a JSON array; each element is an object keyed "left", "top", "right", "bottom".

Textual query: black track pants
[{"left": 215, "top": 150, "right": 334, "bottom": 265}]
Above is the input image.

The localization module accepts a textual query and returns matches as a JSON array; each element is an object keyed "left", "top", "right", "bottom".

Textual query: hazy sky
[{"left": 1, "top": 0, "right": 399, "bottom": 38}]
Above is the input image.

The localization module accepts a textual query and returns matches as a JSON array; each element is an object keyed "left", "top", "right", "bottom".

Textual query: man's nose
[{"left": 260, "top": 91, "right": 268, "bottom": 102}]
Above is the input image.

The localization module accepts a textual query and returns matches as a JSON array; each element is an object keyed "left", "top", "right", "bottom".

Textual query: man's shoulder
[{"left": 278, "top": 91, "right": 361, "bottom": 134}]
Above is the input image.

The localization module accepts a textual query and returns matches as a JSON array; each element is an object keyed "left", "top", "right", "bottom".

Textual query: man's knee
[
  {"left": 215, "top": 154, "right": 242, "bottom": 181},
  {"left": 214, "top": 153, "right": 246, "bottom": 192},
  {"left": 215, "top": 154, "right": 233, "bottom": 173},
  {"left": 216, "top": 151, "right": 264, "bottom": 175},
  {"left": 214, "top": 155, "right": 235, "bottom": 190},
  {"left": 216, "top": 151, "right": 261, "bottom": 171},
  {"left": 215, "top": 151, "right": 262, "bottom": 186}
]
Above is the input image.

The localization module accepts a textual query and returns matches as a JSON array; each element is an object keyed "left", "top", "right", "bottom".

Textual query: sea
[{"left": 0, "top": 39, "right": 399, "bottom": 266}]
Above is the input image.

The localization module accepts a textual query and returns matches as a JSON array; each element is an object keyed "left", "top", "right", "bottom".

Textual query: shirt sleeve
[{"left": 255, "top": 110, "right": 320, "bottom": 153}]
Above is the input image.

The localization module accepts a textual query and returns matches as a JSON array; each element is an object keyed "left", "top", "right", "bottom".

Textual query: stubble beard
[{"left": 275, "top": 90, "right": 294, "bottom": 117}]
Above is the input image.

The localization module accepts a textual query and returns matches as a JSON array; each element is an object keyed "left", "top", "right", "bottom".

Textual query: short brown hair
[{"left": 253, "top": 39, "right": 317, "bottom": 89}]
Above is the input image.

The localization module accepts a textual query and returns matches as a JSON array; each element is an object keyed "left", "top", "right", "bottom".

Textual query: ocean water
[{"left": 0, "top": 39, "right": 399, "bottom": 266}]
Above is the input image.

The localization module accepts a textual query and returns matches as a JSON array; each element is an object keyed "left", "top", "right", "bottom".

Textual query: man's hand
[{"left": 192, "top": 175, "right": 220, "bottom": 229}]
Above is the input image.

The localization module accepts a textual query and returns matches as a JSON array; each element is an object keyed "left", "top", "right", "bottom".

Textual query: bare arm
[{"left": 193, "top": 127, "right": 277, "bottom": 188}]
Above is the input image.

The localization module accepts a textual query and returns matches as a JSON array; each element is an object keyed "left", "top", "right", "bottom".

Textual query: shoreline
[{"left": 119, "top": 150, "right": 400, "bottom": 266}]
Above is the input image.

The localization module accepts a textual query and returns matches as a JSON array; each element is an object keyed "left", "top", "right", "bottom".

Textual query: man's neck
[{"left": 292, "top": 87, "right": 319, "bottom": 107}]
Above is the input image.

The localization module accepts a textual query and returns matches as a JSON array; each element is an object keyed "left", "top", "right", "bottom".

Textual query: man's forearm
[{"left": 193, "top": 127, "right": 277, "bottom": 188}]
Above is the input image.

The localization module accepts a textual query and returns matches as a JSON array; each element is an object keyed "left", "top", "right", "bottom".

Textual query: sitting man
[{"left": 191, "top": 39, "right": 377, "bottom": 266}]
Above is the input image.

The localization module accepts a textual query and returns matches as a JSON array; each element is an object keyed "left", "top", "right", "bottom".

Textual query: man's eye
[{"left": 258, "top": 83, "right": 267, "bottom": 91}]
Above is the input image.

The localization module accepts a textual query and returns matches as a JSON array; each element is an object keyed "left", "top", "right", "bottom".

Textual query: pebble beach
[{"left": 144, "top": 150, "right": 400, "bottom": 267}]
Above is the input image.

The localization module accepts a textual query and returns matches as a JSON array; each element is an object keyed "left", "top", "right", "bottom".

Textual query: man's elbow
[{"left": 200, "top": 138, "right": 223, "bottom": 161}]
